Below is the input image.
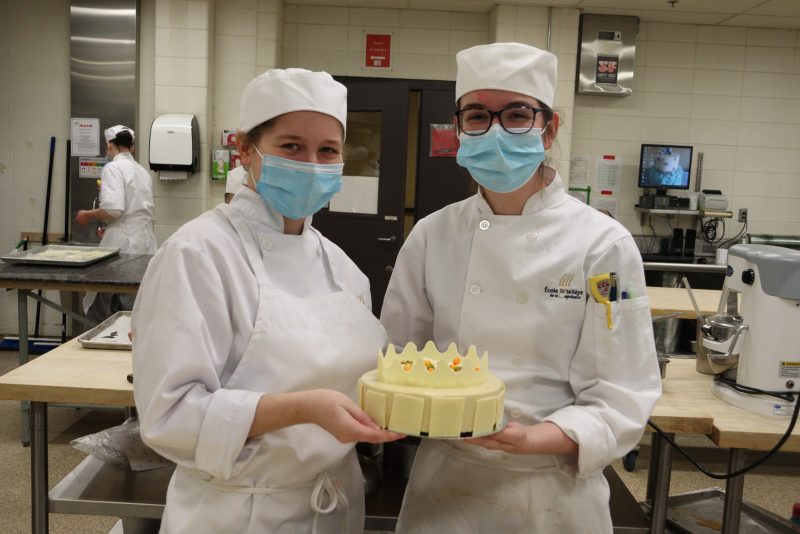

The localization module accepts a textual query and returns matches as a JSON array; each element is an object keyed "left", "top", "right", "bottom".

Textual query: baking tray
[
  {"left": 664, "top": 488, "right": 799, "bottom": 533},
  {"left": 1, "top": 245, "right": 120, "bottom": 267},
  {"left": 77, "top": 311, "right": 132, "bottom": 350}
]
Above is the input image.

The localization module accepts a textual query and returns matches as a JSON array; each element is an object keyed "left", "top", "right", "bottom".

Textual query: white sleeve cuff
[
  {"left": 195, "top": 388, "right": 263, "bottom": 480},
  {"left": 544, "top": 407, "right": 618, "bottom": 476}
]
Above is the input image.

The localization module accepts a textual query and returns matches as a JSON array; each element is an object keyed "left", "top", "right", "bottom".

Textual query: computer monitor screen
[{"left": 638, "top": 144, "right": 692, "bottom": 191}]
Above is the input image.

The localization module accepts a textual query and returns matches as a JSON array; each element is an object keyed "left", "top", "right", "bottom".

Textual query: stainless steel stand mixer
[{"left": 701, "top": 244, "right": 800, "bottom": 417}]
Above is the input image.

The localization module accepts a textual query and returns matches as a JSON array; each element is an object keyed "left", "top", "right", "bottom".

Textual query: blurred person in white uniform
[
  {"left": 381, "top": 43, "right": 662, "bottom": 533},
  {"left": 75, "top": 125, "right": 157, "bottom": 323},
  {"left": 132, "top": 68, "right": 401, "bottom": 534},
  {"left": 224, "top": 164, "right": 247, "bottom": 203}
]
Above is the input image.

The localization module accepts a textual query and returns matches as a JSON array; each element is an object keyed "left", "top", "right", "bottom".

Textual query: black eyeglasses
[{"left": 455, "top": 105, "right": 548, "bottom": 136}]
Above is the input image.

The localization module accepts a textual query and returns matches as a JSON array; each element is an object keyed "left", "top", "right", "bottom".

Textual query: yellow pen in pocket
[{"left": 588, "top": 272, "right": 614, "bottom": 329}]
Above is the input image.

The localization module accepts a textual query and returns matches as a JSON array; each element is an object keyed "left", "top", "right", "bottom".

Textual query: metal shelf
[
  {"left": 636, "top": 207, "right": 733, "bottom": 227},
  {"left": 635, "top": 207, "right": 733, "bottom": 218}
]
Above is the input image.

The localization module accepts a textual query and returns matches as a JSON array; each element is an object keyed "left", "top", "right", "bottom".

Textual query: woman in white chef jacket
[
  {"left": 75, "top": 125, "right": 157, "bottom": 323},
  {"left": 381, "top": 43, "right": 663, "bottom": 533},
  {"left": 132, "top": 69, "right": 400, "bottom": 534}
]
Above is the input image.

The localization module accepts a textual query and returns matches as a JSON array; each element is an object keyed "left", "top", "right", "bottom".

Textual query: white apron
[
  {"left": 82, "top": 215, "right": 157, "bottom": 314},
  {"left": 160, "top": 203, "right": 387, "bottom": 533},
  {"left": 396, "top": 440, "right": 611, "bottom": 534}
]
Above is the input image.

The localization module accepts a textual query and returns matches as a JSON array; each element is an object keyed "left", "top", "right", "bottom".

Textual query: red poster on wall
[{"left": 365, "top": 33, "right": 391, "bottom": 69}]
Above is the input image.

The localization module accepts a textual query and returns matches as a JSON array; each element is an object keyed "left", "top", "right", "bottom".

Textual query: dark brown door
[
  {"left": 415, "top": 88, "right": 473, "bottom": 221},
  {"left": 313, "top": 80, "right": 409, "bottom": 315}
]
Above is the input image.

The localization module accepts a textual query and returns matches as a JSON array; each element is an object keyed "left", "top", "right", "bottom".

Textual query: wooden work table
[
  {"left": 0, "top": 339, "right": 133, "bottom": 406},
  {"left": 645, "top": 286, "right": 724, "bottom": 319}
]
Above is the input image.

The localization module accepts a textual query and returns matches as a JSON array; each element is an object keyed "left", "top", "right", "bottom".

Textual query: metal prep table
[{"left": 0, "top": 253, "right": 152, "bottom": 445}]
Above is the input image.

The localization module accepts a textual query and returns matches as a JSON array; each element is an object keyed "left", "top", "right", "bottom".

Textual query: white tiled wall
[
  {"left": 571, "top": 22, "right": 800, "bottom": 243},
  {"left": 0, "top": 0, "right": 72, "bottom": 335},
  {"left": 150, "top": 0, "right": 214, "bottom": 240},
  {"left": 284, "top": 4, "right": 577, "bottom": 176},
  {"left": 3, "top": 2, "right": 800, "bottom": 335},
  {"left": 209, "top": 0, "right": 282, "bottom": 209},
  {"left": 283, "top": 6, "right": 489, "bottom": 80}
]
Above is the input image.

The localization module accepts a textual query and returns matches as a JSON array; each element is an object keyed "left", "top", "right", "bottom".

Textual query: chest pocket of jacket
[{"left": 590, "top": 296, "right": 656, "bottom": 386}]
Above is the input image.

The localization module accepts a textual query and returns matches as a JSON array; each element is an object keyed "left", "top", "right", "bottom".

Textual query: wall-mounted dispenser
[
  {"left": 576, "top": 14, "right": 638, "bottom": 97},
  {"left": 149, "top": 114, "right": 199, "bottom": 179}
]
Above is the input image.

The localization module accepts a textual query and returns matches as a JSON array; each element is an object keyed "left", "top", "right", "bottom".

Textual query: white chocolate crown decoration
[{"left": 378, "top": 341, "right": 489, "bottom": 388}]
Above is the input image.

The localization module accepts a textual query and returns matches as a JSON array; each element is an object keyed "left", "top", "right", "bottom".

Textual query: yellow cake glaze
[{"left": 358, "top": 342, "right": 505, "bottom": 438}]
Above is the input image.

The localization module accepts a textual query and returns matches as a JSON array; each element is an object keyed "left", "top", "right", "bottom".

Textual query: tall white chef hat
[
  {"left": 240, "top": 68, "right": 347, "bottom": 134},
  {"left": 104, "top": 125, "right": 135, "bottom": 143},
  {"left": 455, "top": 43, "right": 558, "bottom": 108}
]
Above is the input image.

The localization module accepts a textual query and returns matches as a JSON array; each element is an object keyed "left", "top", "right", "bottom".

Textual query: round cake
[{"left": 358, "top": 341, "right": 505, "bottom": 438}]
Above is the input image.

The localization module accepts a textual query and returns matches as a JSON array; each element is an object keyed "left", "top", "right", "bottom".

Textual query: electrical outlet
[{"left": 738, "top": 208, "right": 748, "bottom": 223}]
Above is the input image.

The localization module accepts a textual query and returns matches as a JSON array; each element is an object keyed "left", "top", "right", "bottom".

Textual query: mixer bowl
[
  {"left": 701, "top": 313, "right": 743, "bottom": 342},
  {"left": 705, "top": 349, "right": 739, "bottom": 374}
]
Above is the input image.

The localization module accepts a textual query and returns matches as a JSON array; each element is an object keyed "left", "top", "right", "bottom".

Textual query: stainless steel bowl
[{"left": 701, "top": 313, "right": 743, "bottom": 342}]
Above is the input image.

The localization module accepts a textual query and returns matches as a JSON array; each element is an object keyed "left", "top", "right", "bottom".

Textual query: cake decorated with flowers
[{"left": 358, "top": 342, "right": 505, "bottom": 438}]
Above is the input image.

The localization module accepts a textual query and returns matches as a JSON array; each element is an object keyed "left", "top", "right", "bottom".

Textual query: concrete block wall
[{"left": 572, "top": 22, "right": 800, "bottom": 242}]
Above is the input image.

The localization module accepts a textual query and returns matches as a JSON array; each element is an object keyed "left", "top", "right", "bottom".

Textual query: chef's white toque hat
[
  {"left": 104, "top": 125, "right": 135, "bottom": 142},
  {"left": 455, "top": 42, "right": 558, "bottom": 108},
  {"left": 240, "top": 68, "right": 347, "bottom": 134}
]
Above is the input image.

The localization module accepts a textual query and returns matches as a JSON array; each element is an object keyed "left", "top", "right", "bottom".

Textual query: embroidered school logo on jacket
[{"left": 544, "top": 273, "right": 584, "bottom": 300}]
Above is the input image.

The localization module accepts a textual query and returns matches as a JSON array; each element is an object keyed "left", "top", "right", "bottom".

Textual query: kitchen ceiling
[{"left": 285, "top": 0, "right": 800, "bottom": 29}]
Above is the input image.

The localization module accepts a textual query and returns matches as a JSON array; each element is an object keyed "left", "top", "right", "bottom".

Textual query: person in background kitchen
[
  {"left": 132, "top": 68, "right": 401, "bottom": 534},
  {"left": 381, "top": 42, "right": 663, "bottom": 533},
  {"left": 224, "top": 164, "right": 248, "bottom": 203},
  {"left": 75, "top": 125, "right": 157, "bottom": 324}
]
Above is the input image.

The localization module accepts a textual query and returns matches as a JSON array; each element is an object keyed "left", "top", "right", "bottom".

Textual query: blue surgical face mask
[
  {"left": 251, "top": 148, "right": 343, "bottom": 220},
  {"left": 456, "top": 123, "right": 547, "bottom": 193}
]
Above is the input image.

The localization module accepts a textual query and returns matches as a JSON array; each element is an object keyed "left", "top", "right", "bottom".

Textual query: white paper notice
[
  {"left": 569, "top": 154, "right": 591, "bottom": 187},
  {"left": 591, "top": 197, "right": 619, "bottom": 219},
  {"left": 596, "top": 158, "right": 622, "bottom": 193},
  {"left": 328, "top": 175, "right": 379, "bottom": 215},
  {"left": 71, "top": 118, "right": 100, "bottom": 157}
]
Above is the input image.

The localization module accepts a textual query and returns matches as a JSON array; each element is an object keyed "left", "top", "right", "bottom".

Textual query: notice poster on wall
[
  {"left": 78, "top": 157, "right": 107, "bottom": 179},
  {"left": 596, "top": 55, "right": 619, "bottom": 84},
  {"left": 429, "top": 124, "right": 459, "bottom": 157},
  {"left": 364, "top": 32, "right": 392, "bottom": 69},
  {"left": 71, "top": 118, "right": 100, "bottom": 157},
  {"left": 596, "top": 156, "right": 622, "bottom": 194},
  {"left": 569, "top": 154, "right": 591, "bottom": 187}
]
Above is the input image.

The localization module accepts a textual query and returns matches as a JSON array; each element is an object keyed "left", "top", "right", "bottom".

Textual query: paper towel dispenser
[
  {"left": 149, "top": 114, "right": 199, "bottom": 172},
  {"left": 576, "top": 14, "right": 638, "bottom": 97}
]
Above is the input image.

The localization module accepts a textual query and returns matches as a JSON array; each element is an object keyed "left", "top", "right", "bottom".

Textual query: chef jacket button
[
  {"left": 527, "top": 231, "right": 538, "bottom": 240},
  {"left": 261, "top": 239, "right": 273, "bottom": 251},
  {"left": 479, "top": 220, "right": 490, "bottom": 231},
  {"left": 516, "top": 293, "right": 528, "bottom": 304},
  {"left": 511, "top": 356, "right": 523, "bottom": 367},
  {"left": 510, "top": 408, "right": 523, "bottom": 419},
  {"left": 469, "top": 284, "right": 481, "bottom": 295}
]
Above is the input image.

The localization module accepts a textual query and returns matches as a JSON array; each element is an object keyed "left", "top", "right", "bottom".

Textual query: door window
[{"left": 328, "top": 111, "right": 381, "bottom": 215}]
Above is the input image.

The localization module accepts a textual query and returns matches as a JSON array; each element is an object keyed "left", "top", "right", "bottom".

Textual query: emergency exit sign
[{"left": 365, "top": 33, "right": 391, "bottom": 69}]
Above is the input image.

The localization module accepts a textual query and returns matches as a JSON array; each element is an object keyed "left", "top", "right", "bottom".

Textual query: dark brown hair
[{"left": 110, "top": 130, "right": 134, "bottom": 149}]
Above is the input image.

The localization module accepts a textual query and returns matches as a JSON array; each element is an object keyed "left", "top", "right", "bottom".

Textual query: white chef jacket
[
  {"left": 99, "top": 152, "right": 157, "bottom": 253},
  {"left": 83, "top": 152, "right": 157, "bottom": 315},
  {"left": 225, "top": 165, "right": 248, "bottom": 196},
  {"left": 381, "top": 169, "right": 662, "bottom": 476},
  {"left": 132, "top": 188, "right": 381, "bottom": 532}
]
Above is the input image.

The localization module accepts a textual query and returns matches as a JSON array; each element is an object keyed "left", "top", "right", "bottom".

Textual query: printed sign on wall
[
  {"left": 364, "top": 33, "right": 392, "bottom": 69},
  {"left": 596, "top": 55, "right": 619, "bottom": 84}
]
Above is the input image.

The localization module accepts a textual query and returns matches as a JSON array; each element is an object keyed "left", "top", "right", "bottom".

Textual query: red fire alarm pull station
[{"left": 365, "top": 33, "right": 391, "bottom": 69}]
